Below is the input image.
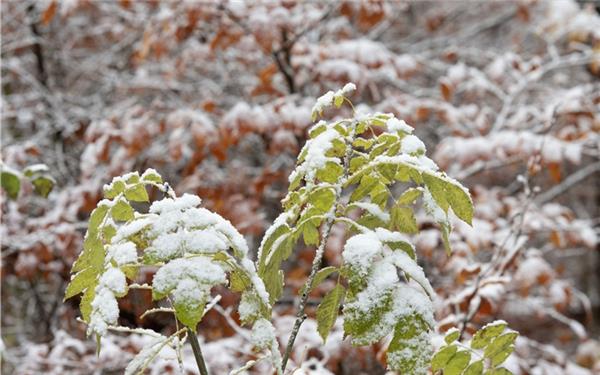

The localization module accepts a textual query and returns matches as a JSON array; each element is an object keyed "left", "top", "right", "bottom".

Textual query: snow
[
  {"left": 386, "top": 117, "right": 414, "bottom": 133},
  {"left": 147, "top": 231, "right": 185, "bottom": 261},
  {"left": 387, "top": 249, "right": 434, "bottom": 297},
  {"left": 23, "top": 163, "right": 49, "bottom": 173},
  {"left": 99, "top": 267, "right": 127, "bottom": 295},
  {"left": 401, "top": 134, "right": 426, "bottom": 155},
  {"left": 342, "top": 232, "right": 382, "bottom": 277},
  {"left": 256, "top": 211, "right": 292, "bottom": 265},
  {"left": 241, "top": 258, "right": 271, "bottom": 306},
  {"left": 311, "top": 82, "right": 356, "bottom": 117},
  {"left": 422, "top": 189, "right": 448, "bottom": 223},
  {"left": 374, "top": 227, "right": 412, "bottom": 245},
  {"left": 238, "top": 291, "right": 261, "bottom": 322},
  {"left": 89, "top": 286, "right": 120, "bottom": 336},
  {"left": 107, "top": 241, "right": 138, "bottom": 265},
  {"left": 352, "top": 202, "right": 390, "bottom": 222},
  {"left": 342, "top": 228, "right": 434, "bottom": 347},
  {"left": 173, "top": 279, "right": 205, "bottom": 307},
  {"left": 291, "top": 125, "right": 341, "bottom": 185},
  {"left": 141, "top": 168, "right": 161, "bottom": 180},
  {"left": 312, "top": 91, "right": 335, "bottom": 116},
  {"left": 89, "top": 266, "right": 130, "bottom": 336},
  {"left": 113, "top": 218, "right": 154, "bottom": 243},
  {"left": 184, "top": 229, "right": 228, "bottom": 254},
  {"left": 251, "top": 318, "right": 276, "bottom": 350},
  {"left": 152, "top": 257, "right": 227, "bottom": 297},
  {"left": 149, "top": 193, "right": 202, "bottom": 214}
]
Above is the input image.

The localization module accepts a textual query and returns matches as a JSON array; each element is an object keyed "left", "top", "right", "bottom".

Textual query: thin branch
[{"left": 535, "top": 161, "right": 600, "bottom": 204}]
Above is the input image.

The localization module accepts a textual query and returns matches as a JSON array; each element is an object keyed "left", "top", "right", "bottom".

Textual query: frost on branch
[
  {"left": 65, "top": 169, "right": 271, "bottom": 369},
  {"left": 258, "top": 84, "right": 474, "bottom": 373}
]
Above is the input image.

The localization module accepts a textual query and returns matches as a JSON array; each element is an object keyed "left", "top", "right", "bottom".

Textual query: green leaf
[
  {"left": 72, "top": 236, "right": 102, "bottom": 273},
  {"left": 446, "top": 182, "right": 473, "bottom": 225},
  {"left": 369, "top": 181, "right": 388, "bottom": 207},
  {"left": 441, "top": 222, "right": 452, "bottom": 256},
  {"left": 464, "top": 360, "right": 484, "bottom": 375},
  {"left": 174, "top": 297, "right": 207, "bottom": 329},
  {"left": 484, "top": 332, "right": 518, "bottom": 366},
  {"left": 1, "top": 167, "right": 21, "bottom": 200},
  {"left": 258, "top": 224, "right": 291, "bottom": 268},
  {"left": 261, "top": 267, "right": 285, "bottom": 305},
  {"left": 357, "top": 213, "right": 387, "bottom": 230},
  {"left": 104, "top": 180, "right": 126, "bottom": 199},
  {"left": 386, "top": 315, "right": 431, "bottom": 374},
  {"left": 316, "top": 284, "right": 345, "bottom": 342},
  {"left": 349, "top": 155, "right": 368, "bottom": 173},
  {"left": 289, "top": 172, "right": 303, "bottom": 191},
  {"left": 431, "top": 345, "right": 458, "bottom": 371},
  {"left": 471, "top": 321, "right": 508, "bottom": 349},
  {"left": 352, "top": 138, "right": 374, "bottom": 150},
  {"left": 309, "top": 187, "right": 335, "bottom": 213},
  {"left": 376, "top": 163, "right": 397, "bottom": 182},
  {"left": 303, "top": 223, "right": 320, "bottom": 246},
  {"left": 484, "top": 368, "right": 512, "bottom": 375},
  {"left": 311, "top": 266, "right": 338, "bottom": 291},
  {"left": 111, "top": 199, "right": 134, "bottom": 221},
  {"left": 445, "top": 350, "right": 471, "bottom": 375},
  {"left": 124, "top": 172, "right": 140, "bottom": 184},
  {"left": 397, "top": 188, "right": 422, "bottom": 205},
  {"left": 30, "top": 175, "right": 55, "bottom": 197},
  {"left": 103, "top": 224, "right": 117, "bottom": 243},
  {"left": 390, "top": 205, "right": 418, "bottom": 234},
  {"left": 80, "top": 285, "right": 96, "bottom": 322},
  {"left": 422, "top": 173, "right": 449, "bottom": 212},
  {"left": 124, "top": 184, "right": 149, "bottom": 202},
  {"left": 386, "top": 240, "right": 416, "bottom": 259},
  {"left": 141, "top": 169, "right": 163, "bottom": 183},
  {"left": 88, "top": 205, "right": 109, "bottom": 235},
  {"left": 344, "top": 291, "right": 393, "bottom": 345},
  {"left": 121, "top": 265, "right": 139, "bottom": 281},
  {"left": 64, "top": 267, "right": 97, "bottom": 300},
  {"left": 334, "top": 94, "right": 344, "bottom": 108},
  {"left": 316, "top": 161, "right": 344, "bottom": 184},
  {"left": 444, "top": 328, "right": 460, "bottom": 344},
  {"left": 309, "top": 123, "right": 327, "bottom": 138},
  {"left": 350, "top": 174, "right": 378, "bottom": 202},
  {"left": 229, "top": 268, "right": 252, "bottom": 292}
]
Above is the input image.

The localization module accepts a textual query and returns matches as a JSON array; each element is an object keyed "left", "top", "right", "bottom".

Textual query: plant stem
[
  {"left": 281, "top": 214, "right": 335, "bottom": 372},
  {"left": 187, "top": 327, "right": 209, "bottom": 375},
  {"left": 281, "top": 121, "right": 356, "bottom": 373}
]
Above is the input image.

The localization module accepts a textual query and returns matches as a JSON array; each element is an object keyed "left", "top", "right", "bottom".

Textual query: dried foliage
[{"left": 1, "top": 0, "right": 599, "bottom": 374}]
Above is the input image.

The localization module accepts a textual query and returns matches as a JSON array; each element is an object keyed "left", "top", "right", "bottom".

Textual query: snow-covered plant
[
  {"left": 433, "top": 322, "right": 518, "bottom": 375},
  {"left": 0, "top": 162, "right": 55, "bottom": 199},
  {"left": 64, "top": 169, "right": 274, "bottom": 375},
  {"left": 258, "top": 84, "right": 474, "bottom": 373}
]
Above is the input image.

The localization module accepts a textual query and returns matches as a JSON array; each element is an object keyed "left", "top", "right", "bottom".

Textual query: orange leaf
[
  {"left": 440, "top": 80, "right": 453, "bottom": 101},
  {"left": 548, "top": 162, "right": 562, "bottom": 183},
  {"left": 41, "top": 0, "right": 57, "bottom": 26}
]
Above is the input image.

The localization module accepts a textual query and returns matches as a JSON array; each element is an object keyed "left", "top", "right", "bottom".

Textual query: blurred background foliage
[{"left": 1, "top": 0, "right": 599, "bottom": 374}]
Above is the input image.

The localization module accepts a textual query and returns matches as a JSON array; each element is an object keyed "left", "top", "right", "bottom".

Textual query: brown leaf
[{"left": 41, "top": 0, "right": 57, "bottom": 26}]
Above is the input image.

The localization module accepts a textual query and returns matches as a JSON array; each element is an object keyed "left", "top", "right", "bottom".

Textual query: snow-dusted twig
[{"left": 535, "top": 161, "right": 600, "bottom": 204}]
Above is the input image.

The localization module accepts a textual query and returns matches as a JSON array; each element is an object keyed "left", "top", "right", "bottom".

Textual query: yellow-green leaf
[{"left": 316, "top": 284, "right": 345, "bottom": 342}]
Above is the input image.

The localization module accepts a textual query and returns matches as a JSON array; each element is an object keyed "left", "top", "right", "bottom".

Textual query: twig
[{"left": 535, "top": 161, "right": 600, "bottom": 204}]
